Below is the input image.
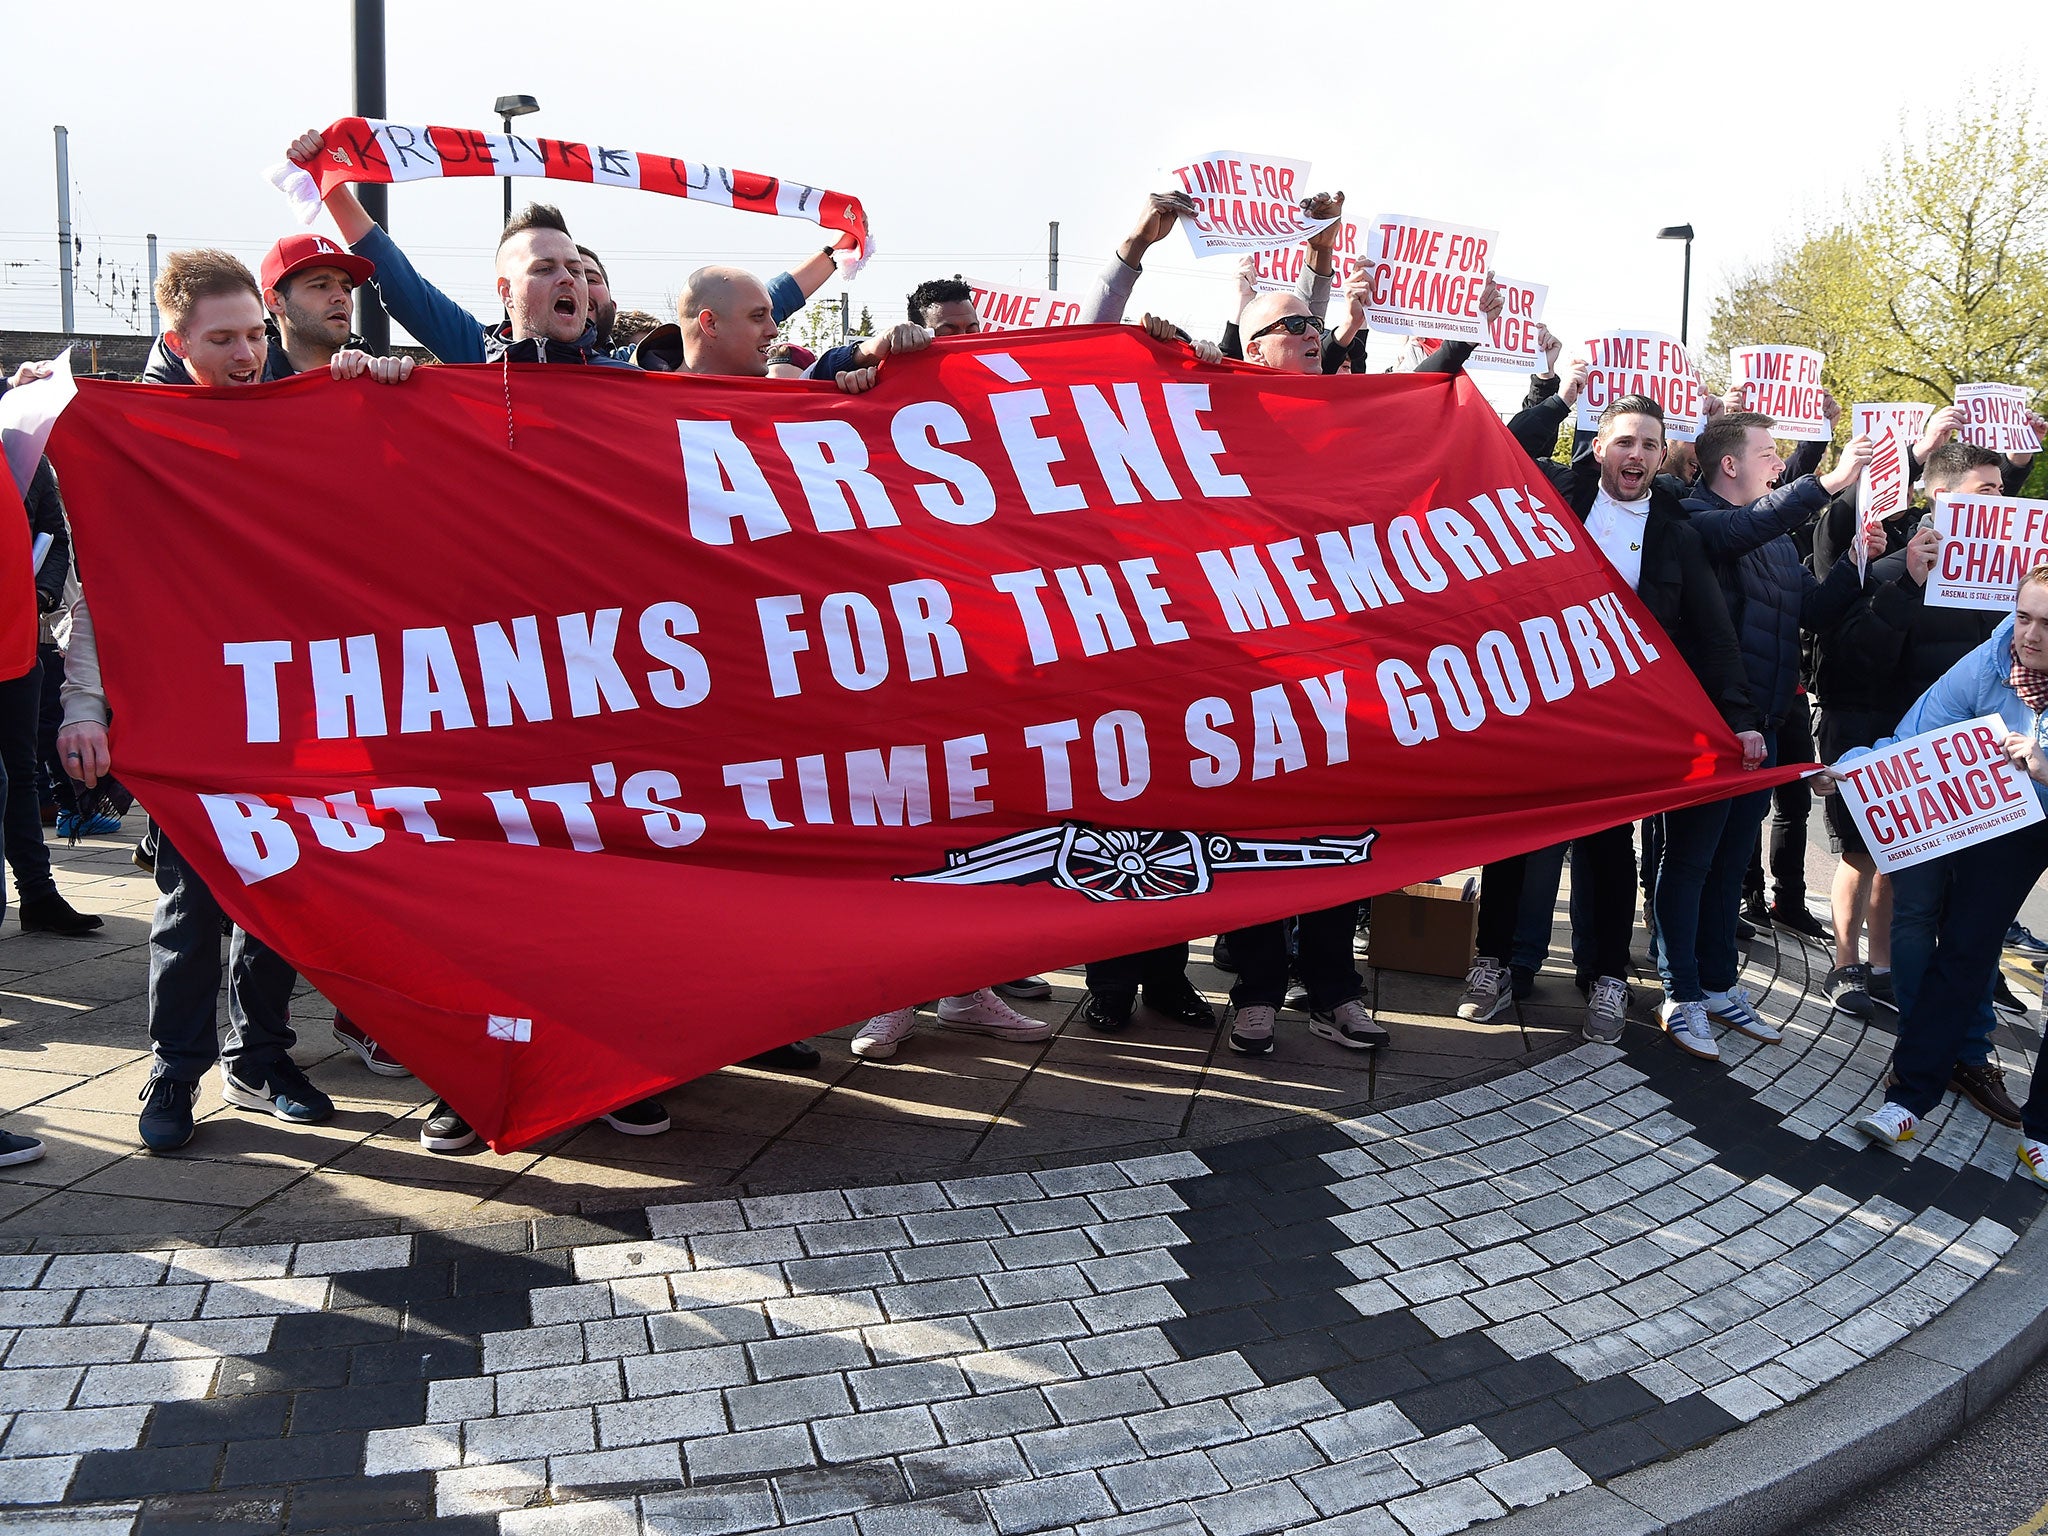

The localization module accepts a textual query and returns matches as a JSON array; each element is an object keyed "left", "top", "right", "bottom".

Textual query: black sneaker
[
  {"left": 1078, "top": 992, "right": 1134, "bottom": 1033},
  {"left": 1741, "top": 891, "right": 1771, "bottom": 927},
  {"left": 1510, "top": 965, "right": 1535, "bottom": 1000},
  {"left": 993, "top": 977, "right": 1053, "bottom": 1001},
  {"left": 1825, "top": 964, "right": 1874, "bottom": 1019},
  {"left": 1209, "top": 936, "right": 1237, "bottom": 973},
  {"left": 137, "top": 1074, "right": 197, "bottom": 1152},
  {"left": 603, "top": 1097, "right": 671, "bottom": 1136},
  {"left": 0, "top": 1129, "right": 46, "bottom": 1166},
  {"left": 1868, "top": 970, "right": 1897, "bottom": 1011},
  {"left": 1771, "top": 903, "right": 1829, "bottom": 942},
  {"left": 222, "top": 1059, "right": 333, "bottom": 1124},
  {"left": 746, "top": 1041, "right": 821, "bottom": 1072},
  {"left": 1143, "top": 978, "right": 1218, "bottom": 1029},
  {"left": 16, "top": 893, "right": 103, "bottom": 936},
  {"left": 420, "top": 1099, "right": 477, "bottom": 1152},
  {"left": 1283, "top": 985, "right": 1310, "bottom": 1013},
  {"left": 1309, "top": 999, "right": 1390, "bottom": 1050},
  {"left": 1735, "top": 918, "right": 1756, "bottom": 943}
]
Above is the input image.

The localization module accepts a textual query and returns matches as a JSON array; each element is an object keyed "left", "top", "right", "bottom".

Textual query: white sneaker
[
  {"left": 1584, "top": 976, "right": 1628, "bottom": 1044},
  {"left": 1456, "top": 959, "right": 1511, "bottom": 1022},
  {"left": 935, "top": 989, "right": 1052, "bottom": 1042},
  {"left": 2019, "top": 1139, "right": 2048, "bottom": 1187},
  {"left": 1228, "top": 1003, "right": 1277, "bottom": 1055},
  {"left": 1704, "top": 986, "right": 1781, "bottom": 1042},
  {"left": 1854, "top": 1101, "right": 1918, "bottom": 1145},
  {"left": 1658, "top": 998, "right": 1721, "bottom": 1060},
  {"left": 852, "top": 1007, "right": 919, "bottom": 1059}
]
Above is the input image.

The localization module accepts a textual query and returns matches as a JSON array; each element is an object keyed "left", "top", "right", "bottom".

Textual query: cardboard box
[{"left": 1368, "top": 882, "right": 1477, "bottom": 979}]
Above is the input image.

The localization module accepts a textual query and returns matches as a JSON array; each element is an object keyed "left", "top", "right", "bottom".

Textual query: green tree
[
  {"left": 1709, "top": 90, "right": 2048, "bottom": 427},
  {"left": 855, "top": 305, "right": 876, "bottom": 337},
  {"left": 784, "top": 300, "right": 842, "bottom": 354}
]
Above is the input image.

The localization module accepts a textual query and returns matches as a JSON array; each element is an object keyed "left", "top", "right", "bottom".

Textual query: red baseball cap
[{"left": 260, "top": 233, "right": 376, "bottom": 293}]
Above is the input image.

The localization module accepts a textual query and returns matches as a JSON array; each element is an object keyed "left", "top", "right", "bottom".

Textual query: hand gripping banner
[
  {"left": 277, "top": 117, "right": 871, "bottom": 273},
  {"left": 47, "top": 328, "right": 1798, "bottom": 1148}
]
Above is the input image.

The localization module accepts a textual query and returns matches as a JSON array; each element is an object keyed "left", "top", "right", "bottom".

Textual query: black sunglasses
[{"left": 1248, "top": 313, "right": 1326, "bottom": 342}]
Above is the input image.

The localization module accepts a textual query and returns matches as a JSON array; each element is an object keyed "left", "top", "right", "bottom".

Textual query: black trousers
[
  {"left": 1478, "top": 824, "right": 1636, "bottom": 981},
  {"left": 1746, "top": 697, "right": 1813, "bottom": 904},
  {"left": 0, "top": 661, "right": 56, "bottom": 905},
  {"left": 1226, "top": 904, "right": 1363, "bottom": 1011},
  {"left": 1085, "top": 944, "right": 1188, "bottom": 1002}
]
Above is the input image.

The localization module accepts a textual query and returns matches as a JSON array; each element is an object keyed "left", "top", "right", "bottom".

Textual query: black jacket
[
  {"left": 1679, "top": 473, "right": 1860, "bottom": 730},
  {"left": 1534, "top": 450, "right": 1760, "bottom": 732},
  {"left": 22, "top": 457, "right": 71, "bottom": 614},
  {"left": 1818, "top": 510, "right": 2002, "bottom": 729}
]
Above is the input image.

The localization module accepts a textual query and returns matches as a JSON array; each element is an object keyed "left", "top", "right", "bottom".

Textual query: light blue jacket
[{"left": 1853, "top": 615, "right": 2048, "bottom": 810}]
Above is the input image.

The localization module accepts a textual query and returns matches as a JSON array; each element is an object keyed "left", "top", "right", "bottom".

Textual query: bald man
[
  {"left": 287, "top": 129, "right": 626, "bottom": 367},
  {"left": 1213, "top": 270, "right": 1499, "bottom": 1059}
]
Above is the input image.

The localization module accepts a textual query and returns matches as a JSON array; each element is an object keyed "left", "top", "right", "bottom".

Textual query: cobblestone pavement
[
  {"left": 1, "top": 822, "right": 2045, "bottom": 1534},
  {"left": 0, "top": 827, "right": 1565, "bottom": 1241}
]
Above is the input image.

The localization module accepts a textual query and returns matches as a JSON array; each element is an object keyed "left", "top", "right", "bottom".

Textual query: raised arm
[
  {"left": 1686, "top": 439, "right": 1871, "bottom": 559},
  {"left": 286, "top": 129, "right": 485, "bottom": 364},
  {"left": 1079, "top": 192, "right": 1199, "bottom": 324}
]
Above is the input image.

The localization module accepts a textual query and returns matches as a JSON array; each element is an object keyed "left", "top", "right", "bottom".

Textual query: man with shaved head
[{"left": 286, "top": 129, "right": 625, "bottom": 367}]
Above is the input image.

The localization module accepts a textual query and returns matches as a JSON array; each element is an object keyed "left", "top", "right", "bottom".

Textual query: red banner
[
  {"left": 0, "top": 469, "right": 37, "bottom": 681},
  {"left": 47, "top": 328, "right": 1790, "bottom": 1149},
  {"left": 296, "top": 117, "right": 870, "bottom": 269}
]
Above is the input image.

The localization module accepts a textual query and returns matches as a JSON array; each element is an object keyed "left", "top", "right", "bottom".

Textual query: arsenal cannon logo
[{"left": 898, "top": 823, "right": 1376, "bottom": 902}]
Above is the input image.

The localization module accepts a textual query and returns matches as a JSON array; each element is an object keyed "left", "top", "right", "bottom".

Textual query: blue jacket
[
  {"left": 1680, "top": 472, "right": 1862, "bottom": 730},
  {"left": 1852, "top": 615, "right": 2048, "bottom": 812},
  {"left": 349, "top": 224, "right": 635, "bottom": 367}
]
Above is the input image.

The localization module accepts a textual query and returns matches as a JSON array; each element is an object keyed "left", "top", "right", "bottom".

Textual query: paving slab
[{"left": 5, "top": 824, "right": 2048, "bottom": 1534}]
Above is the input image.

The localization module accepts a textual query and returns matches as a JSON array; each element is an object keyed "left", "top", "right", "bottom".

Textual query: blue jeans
[
  {"left": 148, "top": 835, "right": 299, "bottom": 1084},
  {"left": 1886, "top": 821, "right": 2048, "bottom": 1139},
  {"left": 1696, "top": 732, "right": 1780, "bottom": 995},
  {"left": 1889, "top": 856, "right": 1999, "bottom": 1067},
  {"left": 1652, "top": 797, "right": 1733, "bottom": 1003},
  {"left": 1510, "top": 841, "right": 1592, "bottom": 978}
]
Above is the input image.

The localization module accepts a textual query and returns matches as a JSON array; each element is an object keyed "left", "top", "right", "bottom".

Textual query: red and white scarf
[
  {"left": 271, "top": 118, "right": 871, "bottom": 275},
  {"left": 2012, "top": 659, "right": 2048, "bottom": 714}
]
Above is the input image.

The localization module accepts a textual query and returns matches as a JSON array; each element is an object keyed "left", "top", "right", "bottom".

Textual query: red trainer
[{"left": 332, "top": 1012, "right": 413, "bottom": 1077}]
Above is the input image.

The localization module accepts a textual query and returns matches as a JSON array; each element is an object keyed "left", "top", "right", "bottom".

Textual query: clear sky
[{"left": 3, "top": 0, "right": 2042, "bottom": 409}]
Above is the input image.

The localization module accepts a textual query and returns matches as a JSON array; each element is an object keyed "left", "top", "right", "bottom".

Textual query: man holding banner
[
  {"left": 55, "top": 249, "right": 414, "bottom": 1153},
  {"left": 1843, "top": 569, "right": 2048, "bottom": 1181},
  {"left": 1472, "top": 394, "right": 1764, "bottom": 1053}
]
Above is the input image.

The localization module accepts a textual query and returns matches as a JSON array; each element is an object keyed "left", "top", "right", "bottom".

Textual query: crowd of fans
[{"left": 1, "top": 144, "right": 2045, "bottom": 1184}]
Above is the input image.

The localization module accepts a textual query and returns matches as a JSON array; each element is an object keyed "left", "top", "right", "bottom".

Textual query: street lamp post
[
  {"left": 494, "top": 94, "right": 540, "bottom": 227},
  {"left": 1657, "top": 224, "right": 1695, "bottom": 345}
]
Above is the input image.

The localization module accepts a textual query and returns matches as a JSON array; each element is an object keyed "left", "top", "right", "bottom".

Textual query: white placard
[
  {"left": 962, "top": 279, "right": 1084, "bottom": 333},
  {"left": 1855, "top": 426, "right": 1913, "bottom": 579},
  {"left": 1359, "top": 214, "right": 1498, "bottom": 342},
  {"left": 1853, "top": 402, "right": 1933, "bottom": 446},
  {"left": 1466, "top": 278, "right": 1548, "bottom": 373},
  {"left": 1926, "top": 495, "right": 2048, "bottom": 610},
  {"left": 1168, "top": 151, "right": 1337, "bottom": 256},
  {"left": 1246, "top": 220, "right": 1364, "bottom": 296},
  {"left": 1835, "top": 715, "right": 2044, "bottom": 872},
  {"left": 1576, "top": 331, "right": 1705, "bottom": 443},
  {"left": 0, "top": 349, "right": 77, "bottom": 496},
  {"left": 1956, "top": 383, "right": 2043, "bottom": 455},
  {"left": 1729, "top": 345, "right": 1831, "bottom": 441}
]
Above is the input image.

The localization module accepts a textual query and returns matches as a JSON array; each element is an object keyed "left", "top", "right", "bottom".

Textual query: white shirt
[{"left": 1586, "top": 485, "right": 1651, "bottom": 591}]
